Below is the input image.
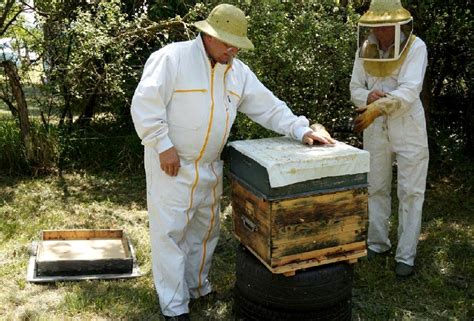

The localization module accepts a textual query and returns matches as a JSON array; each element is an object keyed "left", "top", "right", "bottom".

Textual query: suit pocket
[{"left": 168, "top": 89, "right": 209, "bottom": 130}]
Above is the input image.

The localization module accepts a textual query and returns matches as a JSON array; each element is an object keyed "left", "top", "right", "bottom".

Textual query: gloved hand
[
  {"left": 353, "top": 96, "right": 401, "bottom": 133},
  {"left": 353, "top": 103, "right": 383, "bottom": 133}
]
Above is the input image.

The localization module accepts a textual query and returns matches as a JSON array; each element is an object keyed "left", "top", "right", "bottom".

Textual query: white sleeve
[
  {"left": 388, "top": 39, "right": 428, "bottom": 109},
  {"left": 237, "top": 65, "right": 310, "bottom": 142},
  {"left": 350, "top": 51, "right": 370, "bottom": 108},
  {"left": 131, "top": 49, "right": 177, "bottom": 153}
]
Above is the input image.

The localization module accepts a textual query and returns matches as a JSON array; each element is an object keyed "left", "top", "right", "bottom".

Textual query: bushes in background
[{"left": 0, "top": 0, "right": 471, "bottom": 175}]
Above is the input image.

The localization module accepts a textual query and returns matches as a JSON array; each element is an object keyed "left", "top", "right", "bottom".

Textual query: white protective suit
[
  {"left": 131, "top": 34, "right": 311, "bottom": 316},
  {"left": 350, "top": 36, "right": 429, "bottom": 266}
]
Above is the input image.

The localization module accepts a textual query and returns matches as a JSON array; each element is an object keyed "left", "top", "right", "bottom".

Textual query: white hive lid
[{"left": 228, "top": 137, "right": 370, "bottom": 188}]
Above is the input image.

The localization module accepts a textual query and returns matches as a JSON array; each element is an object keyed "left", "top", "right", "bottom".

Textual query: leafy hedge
[
  {"left": 1, "top": 0, "right": 471, "bottom": 174},
  {"left": 231, "top": 0, "right": 358, "bottom": 141}
]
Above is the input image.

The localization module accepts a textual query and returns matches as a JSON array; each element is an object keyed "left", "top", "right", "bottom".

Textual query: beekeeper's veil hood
[{"left": 357, "top": 0, "right": 413, "bottom": 62}]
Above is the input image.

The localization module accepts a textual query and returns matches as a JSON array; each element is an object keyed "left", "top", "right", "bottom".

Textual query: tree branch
[
  {"left": 18, "top": 0, "right": 50, "bottom": 18},
  {"left": 118, "top": 18, "right": 190, "bottom": 44},
  {"left": 0, "top": 0, "right": 16, "bottom": 32},
  {"left": 0, "top": 93, "right": 17, "bottom": 116},
  {"left": 0, "top": 8, "right": 23, "bottom": 37}
]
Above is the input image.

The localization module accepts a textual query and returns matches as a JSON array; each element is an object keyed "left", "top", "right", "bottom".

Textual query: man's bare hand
[
  {"left": 367, "top": 89, "right": 385, "bottom": 104},
  {"left": 303, "top": 124, "right": 336, "bottom": 145},
  {"left": 159, "top": 147, "right": 180, "bottom": 176}
]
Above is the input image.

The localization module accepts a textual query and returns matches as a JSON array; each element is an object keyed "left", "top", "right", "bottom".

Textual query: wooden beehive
[{"left": 229, "top": 137, "right": 370, "bottom": 275}]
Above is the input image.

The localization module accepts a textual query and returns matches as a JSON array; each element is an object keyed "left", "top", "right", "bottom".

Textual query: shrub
[
  {"left": 230, "top": 0, "right": 359, "bottom": 141},
  {"left": 0, "top": 119, "right": 58, "bottom": 175}
]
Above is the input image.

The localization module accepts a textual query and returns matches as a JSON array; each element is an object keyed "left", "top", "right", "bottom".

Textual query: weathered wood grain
[
  {"left": 42, "top": 229, "right": 124, "bottom": 240},
  {"left": 271, "top": 241, "right": 366, "bottom": 267},
  {"left": 272, "top": 188, "right": 368, "bottom": 225},
  {"left": 231, "top": 178, "right": 368, "bottom": 273}
]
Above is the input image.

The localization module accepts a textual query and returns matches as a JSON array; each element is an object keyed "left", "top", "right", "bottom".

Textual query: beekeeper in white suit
[
  {"left": 131, "top": 4, "right": 335, "bottom": 320},
  {"left": 350, "top": 0, "right": 429, "bottom": 277}
]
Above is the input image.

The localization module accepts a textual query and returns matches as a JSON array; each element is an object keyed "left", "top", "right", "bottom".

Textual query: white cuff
[
  {"left": 143, "top": 136, "right": 174, "bottom": 154},
  {"left": 294, "top": 126, "right": 312, "bottom": 142}
]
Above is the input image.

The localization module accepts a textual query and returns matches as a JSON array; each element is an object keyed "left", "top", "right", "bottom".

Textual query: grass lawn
[{"left": 0, "top": 161, "right": 472, "bottom": 320}]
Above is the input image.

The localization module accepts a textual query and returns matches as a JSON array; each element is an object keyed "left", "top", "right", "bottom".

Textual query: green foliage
[
  {"left": 1, "top": 0, "right": 472, "bottom": 174},
  {"left": 0, "top": 119, "right": 58, "bottom": 175},
  {"left": 229, "top": 0, "right": 359, "bottom": 141},
  {"left": 40, "top": 0, "right": 138, "bottom": 118},
  {"left": 401, "top": 0, "right": 473, "bottom": 157},
  {"left": 57, "top": 118, "right": 143, "bottom": 173},
  {"left": 0, "top": 119, "right": 27, "bottom": 174},
  {"left": 30, "top": 0, "right": 205, "bottom": 124},
  {"left": 147, "top": 0, "right": 202, "bottom": 20}
]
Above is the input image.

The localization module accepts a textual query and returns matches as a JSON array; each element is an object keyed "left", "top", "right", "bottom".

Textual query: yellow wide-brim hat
[
  {"left": 360, "top": 0, "right": 411, "bottom": 24},
  {"left": 194, "top": 4, "right": 254, "bottom": 50}
]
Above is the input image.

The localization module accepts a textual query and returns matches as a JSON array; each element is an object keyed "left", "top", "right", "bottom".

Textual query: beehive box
[
  {"left": 34, "top": 229, "right": 133, "bottom": 277},
  {"left": 229, "top": 137, "right": 370, "bottom": 275}
]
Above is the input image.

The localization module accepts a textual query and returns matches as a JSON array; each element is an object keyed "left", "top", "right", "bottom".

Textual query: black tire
[
  {"left": 234, "top": 288, "right": 352, "bottom": 321},
  {"left": 235, "top": 245, "right": 353, "bottom": 311}
]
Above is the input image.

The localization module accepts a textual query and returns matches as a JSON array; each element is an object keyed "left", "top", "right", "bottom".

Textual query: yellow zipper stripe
[
  {"left": 197, "top": 162, "right": 219, "bottom": 295},
  {"left": 223, "top": 64, "right": 231, "bottom": 88},
  {"left": 174, "top": 89, "right": 208, "bottom": 93},
  {"left": 228, "top": 90, "right": 241, "bottom": 99},
  {"left": 185, "top": 67, "right": 215, "bottom": 223},
  {"left": 218, "top": 65, "right": 232, "bottom": 154},
  {"left": 218, "top": 110, "right": 230, "bottom": 155}
]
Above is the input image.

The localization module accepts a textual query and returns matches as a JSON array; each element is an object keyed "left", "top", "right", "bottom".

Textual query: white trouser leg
[
  {"left": 390, "top": 109, "right": 429, "bottom": 266},
  {"left": 145, "top": 149, "right": 197, "bottom": 316},
  {"left": 184, "top": 162, "right": 222, "bottom": 299},
  {"left": 148, "top": 205, "right": 189, "bottom": 316},
  {"left": 364, "top": 118, "right": 394, "bottom": 253},
  {"left": 146, "top": 149, "right": 223, "bottom": 315},
  {"left": 185, "top": 201, "right": 221, "bottom": 298}
]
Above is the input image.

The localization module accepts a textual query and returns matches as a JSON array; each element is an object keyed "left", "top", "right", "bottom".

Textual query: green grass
[{"left": 0, "top": 161, "right": 472, "bottom": 320}]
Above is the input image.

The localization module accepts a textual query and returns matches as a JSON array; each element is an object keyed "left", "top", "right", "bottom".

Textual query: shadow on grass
[
  {"left": 47, "top": 243, "right": 240, "bottom": 321},
  {"left": 0, "top": 170, "right": 146, "bottom": 207},
  {"left": 55, "top": 279, "right": 163, "bottom": 320},
  {"left": 54, "top": 170, "right": 147, "bottom": 208},
  {"left": 352, "top": 157, "right": 473, "bottom": 320},
  {"left": 0, "top": 175, "right": 21, "bottom": 204}
]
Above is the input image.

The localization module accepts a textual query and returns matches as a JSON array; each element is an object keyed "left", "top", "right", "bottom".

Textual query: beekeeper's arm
[
  {"left": 238, "top": 65, "right": 335, "bottom": 145},
  {"left": 350, "top": 51, "right": 371, "bottom": 108},
  {"left": 350, "top": 50, "right": 390, "bottom": 106},
  {"left": 131, "top": 49, "right": 180, "bottom": 176},
  {"left": 385, "top": 40, "right": 428, "bottom": 115}
]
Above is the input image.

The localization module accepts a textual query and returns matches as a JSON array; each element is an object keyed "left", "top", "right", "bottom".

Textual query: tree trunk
[
  {"left": 2, "top": 60, "right": 34, "bottom": 162},
  {"left": 465, "top": 93, "right": 473, "bottom": 156},
  {"left": 0, "top": 94, "right": 17, "bottom": 117},
  {"left": 339, "top": 0, "right": 349, "bottom": 22},
  {"left": 421, "top": 68, "right": 432, "bottom": 123},
  {"left": 76, "top": 91, "right": 97, "bottom": 126}
]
